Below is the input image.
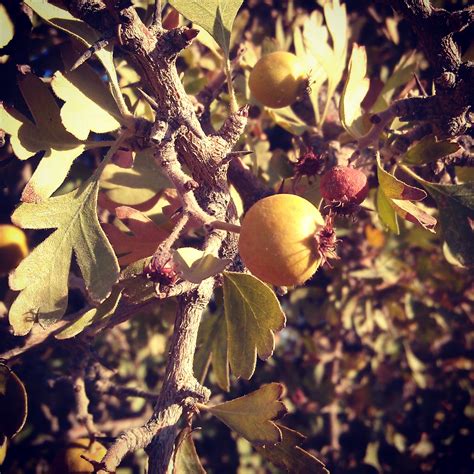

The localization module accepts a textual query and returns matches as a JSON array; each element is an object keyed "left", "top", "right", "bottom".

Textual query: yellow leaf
[
  {"left": 52, "top": 68, "right": 121, "bottom": 140},
  {"left": 0, "top": 4, "right": 14, "bottom": 48},
  {"left": 340, "top": 44, "right": 370, "bottom": 138}
]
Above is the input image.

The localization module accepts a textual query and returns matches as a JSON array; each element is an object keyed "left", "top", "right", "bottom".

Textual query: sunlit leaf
[
  {"left": 223, "top": 272, "right": 285, "bottom": 379},
  {"left": 0, "top": 364, "right": 28, "bottom": 439},
  {"left": 0, "top": 435, "right": 6, "bottom": 466},
  {"left": 303, "top": 0, "right": 347, "bottom": 125},
  {"left": 267, "top": 107, "right": 311, "bottom": 136},
  {"left": 51, "top": 64, "right": 122, "bottom": 140},
  {"left": 376, "top": 187, "right": 399, "bottom": 234},
  {"left": 256, "top": 425, "right": 329, "bottom": 474},
  {"left": 24, "top": 0, "right": 124, "bottom": 113},
  {"left": 55, "top": 287, "right": 123, "bottom": 339},
  {"left": 377, "top": 156, "right": 426, "bottom": 201},
  {"left": 100, "top": 148, "right": 169, "bottom": 207},
  {"left": 8, "top": 146, "right": 120, "bottom": 335},
  {"left": 340, "top": 44, "right": 370, "bottom": 138},
  {"left": 173, "top": 247, "right": 231, "bottom": 284},
  {"left": 403, "top": 136, "right": 461, "bottom": 166},
  {"left": 208, "top": 383, "right": 287, "bottom": 445},
  {"left": 169, "top": 0, "right": 243, "bottom": 58},
  {"left": 372, "top": 52, "right": 417, "bottom": 113},
  {"left": 0, "top": 4, "right": 14, "bottom": 48},
  {"left": 0, "top": 73, "right": 87, "bottom": 201}
]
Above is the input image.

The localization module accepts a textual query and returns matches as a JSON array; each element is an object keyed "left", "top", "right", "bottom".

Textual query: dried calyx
[{"left": 313, "top": 215, "right": 339, "bottom": 267}]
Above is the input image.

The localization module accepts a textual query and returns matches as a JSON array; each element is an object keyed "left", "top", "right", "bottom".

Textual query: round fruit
[
  {"left": 320, "top": 166, "right": 368, "bottom": 205},
  {"left": 52, "top": 438, "right": 107, "bottom": 473},
  {"left": 248, "top": 51, "right": 307, "bottom": 109},
  {"left": 238, "top": 194, "right": 326, "bottom": 286},
  {"left": 0, "top": 224, "right": 28, "bottom": 275}
]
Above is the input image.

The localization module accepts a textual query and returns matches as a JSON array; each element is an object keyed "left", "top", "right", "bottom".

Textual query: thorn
[
  {"left": 183, "top": 28, "right": 200, "bottom": 41},
  {"left": 137, "top": 87, "right": 160, "bottom": 110}
]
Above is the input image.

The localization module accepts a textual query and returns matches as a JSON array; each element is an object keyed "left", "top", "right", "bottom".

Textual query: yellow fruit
[
  {"left": 238, "top": 194, "right": 326, "bottom": 286},
  {"left": 248, "top": 51, "right": 307, "bottom": 108},
  {"left": 0, "top": 224, "right": 28, "bottom": 275},
  {"left": 52, "top": 438, "right": 107, "bottom": 473}
]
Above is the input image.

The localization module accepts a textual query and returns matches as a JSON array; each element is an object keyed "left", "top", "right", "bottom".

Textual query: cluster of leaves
[{"left": 0, "top": 0, "right": 473, "bottom": 472}]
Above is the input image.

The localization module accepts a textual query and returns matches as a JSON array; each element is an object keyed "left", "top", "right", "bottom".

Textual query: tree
[{"left": 0, "top": 0, "right": 472, "bottom": 473}]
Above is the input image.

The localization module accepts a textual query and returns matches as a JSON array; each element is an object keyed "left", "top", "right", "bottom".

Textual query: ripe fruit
[
  {"left": 52, "top": 438, "right": 107, "bottom": 473},
  {"left": 238, "top": 194, "right": 336, "bottom": 287},
  {"left": 0, "top": 224, "right": 28, "bottom": 275},
  {"left": 320, "top": 166, "right": 368, "bottom": 205},
  {"left": 249, "top": 51, "right": 307, "bottom": 109}
]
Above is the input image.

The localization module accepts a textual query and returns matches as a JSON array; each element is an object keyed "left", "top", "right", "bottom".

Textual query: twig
[{"left": 72, "top": 358, "right": 102, "bottom": 436}]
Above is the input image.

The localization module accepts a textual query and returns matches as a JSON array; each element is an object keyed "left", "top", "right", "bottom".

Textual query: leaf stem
[{"left": 224, "top": 58, "right": 238, "bottom": 113}]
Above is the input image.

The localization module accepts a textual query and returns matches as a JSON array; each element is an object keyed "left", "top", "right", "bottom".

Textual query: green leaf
[
  {"left": 51, "top": 64, "right": 122, "bottom": 140},
  {"left": 169, "top": 0, "right": 244, "bottom": 58},
  {"left": 0, "top": 435, "right": 7, "bottom": 466},
  {"left": 412, "top": 177, "right": 474, "bottom": 267},
  {"left": 256, "top": 425, "right": 329, "bottom": 474},
  {"left": 0, "top": 4, "right": 14, "bottom": 48},
  {"left": 372, "top": 52, "right": 417, "bottom": 113},
  {"left": 377, "top": 156, "right": 426, "bottom": 201},
  {"left": 0, "top": 364, "right": 28, "bottom": 439},
  {"left": 223, "top": 272, "right": 286, "bottom": 380},
  {"left": 24, "top": 0, "right": 123, "bottom": 112},
  {"left": 303, "top": 1, "right": 348, "bottom": 125},
  {"left": 403, "top": 136, "right": 461, "bottom": 166},
  {"left": 267, "top": 107, "right": 311, "bottom": 136},
  {"left": 208, "top": 383, "right": 287, "bottom": 445},
  {"left": 55, "top": 287, "right": 123, "bottom": 339},
  {"left": 8, "top": 146, "right": 120, "bottom": 335},
  {"left": 100, "top": 148, "right": 169, "bottom": 206},
  {"left": 340, "top": 44, "right": 370, "bottom": 138},
  {"left": 376, "top": 188, "right": 399, "bottom": 233},
  {"left": 376, "top": 156, "right": 436, "bottom": 233},
  {"left": 173, "top": 247, "right": 231, "bottom": 284},
  {"left": 173, "top": 428, "right": 206, "bottom": 474},
  {"left": 0, "top": 73, "right": 87, "bottom": 201},
  {"left": 194, "top": 305, "right": 229, "bottom": 391}
]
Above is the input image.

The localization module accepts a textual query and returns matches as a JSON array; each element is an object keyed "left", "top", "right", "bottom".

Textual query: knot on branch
[{"left": 157, "top": 27, "right": 200, "bottom": 60}]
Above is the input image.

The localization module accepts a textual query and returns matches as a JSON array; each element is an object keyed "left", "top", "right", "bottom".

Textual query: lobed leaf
[
  {"left": 403, "top": 136, "right": 461, "bottom": 166},
  {"left": 173, "top": 428, "right": 206, "bottom": 474},
  {"left": 377, "top": 156, "right": 426, "bottom": 201},
  {"left": 55, "top": 287, "right": 123, "bottom": 339},
  {"left": 169, "top": 0, "right": 243, "bottom": 58},
  {"left": 0, "top": 73, "right": 87, "bottom": 201},
  {"left": 340, "top": 44, "right": 370, "bottom": 138},
  {"left": 408, "top": 174, "right": 474, "bottom": 267},
  {"left": 194, "top": 305, "right": 229, "bottom": 391},
  {"left": 0, "top": 4, "right": 14, "bottom": 49},
  {"left": 223, "top": 272, "right": 286, "bottom": 380},
  {"left": 51, "top": 65, "right": 122, "bottom": 140},
  {"left": 100, "top": 148, "right": 169, "bottom": 207},
  {"left": 208, "top": 383, "right": 287, "bottom": 446},
  {"left": 8, "top": 148, "right": 120, "bottom": 335},
  {"left": 23, "top": 0, "right": 123, "bottom": 111},
  {"left": 256, "top": 425, "right": 329, "bottom": 474}
]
